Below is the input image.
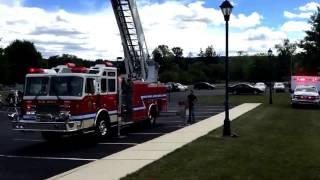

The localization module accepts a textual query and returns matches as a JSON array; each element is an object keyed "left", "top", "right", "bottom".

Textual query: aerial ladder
[{"left": 110, "top": 0, "right": 157, "bottom": 82}]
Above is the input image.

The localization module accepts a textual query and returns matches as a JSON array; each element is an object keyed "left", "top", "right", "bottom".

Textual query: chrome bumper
[
  {"left": 12, "top": 120, "right": 82, "bottom": 132},
  {"left": 291, "top": 99, "right": 320, "bottom": 105},
  {"left": 11, "top": 114, "right": 82, "bottom": 132}
]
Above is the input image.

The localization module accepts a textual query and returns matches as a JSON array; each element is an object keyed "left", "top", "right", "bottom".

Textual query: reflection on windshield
[
  {"left": 296, "top": 88, "right": 317, "bottom": 93},
  {"left": 25, "top": 77, "right": 49, "bottom": 96},
  {"left": 50, "top": 76, "right": 83, "bottom": 97}
]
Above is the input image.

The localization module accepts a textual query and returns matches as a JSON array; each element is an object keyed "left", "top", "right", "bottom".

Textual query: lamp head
[{"left": 220, "top": 0, "right": 233, "bottom": 21}]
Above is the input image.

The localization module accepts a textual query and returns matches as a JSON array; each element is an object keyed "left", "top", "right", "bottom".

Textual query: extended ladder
[{"left": 110, "top": 0, "right": 150, "bottom": 81}]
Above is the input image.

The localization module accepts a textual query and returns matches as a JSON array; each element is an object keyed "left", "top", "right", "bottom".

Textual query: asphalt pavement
[{"left": 0, "top": 90, "right": 229, "bottom": 180}]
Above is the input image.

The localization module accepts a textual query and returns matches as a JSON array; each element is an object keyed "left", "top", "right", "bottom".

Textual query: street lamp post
[
  {"left": 268, "top": 49, "right": 273, "bottom": 105},
  {"left": 220, "top": 0, "right": 233, "bottom": 136}
]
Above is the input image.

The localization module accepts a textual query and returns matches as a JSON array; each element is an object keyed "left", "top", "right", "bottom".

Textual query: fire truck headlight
[
  {"left": 58, "top": 111, "right": 70, "bottom": 122},
  {"left": 26, "top": 111, "right": 36, "bottom": 115}
]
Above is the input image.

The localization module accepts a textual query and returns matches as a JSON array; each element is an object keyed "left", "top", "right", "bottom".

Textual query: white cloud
[
  {"left": 281, "top": 21, "right": 311, "bottom": 32},
  {"left": 284, "top": 2, "right": 319, "bottom": 19},
  {"left": 229, "top": 27, "right": 287, "bottom": 54},
  {"left": 231, "top": 12, "right": 263, "bottom": 29},
  {"left": 299, "top": 1, "right": 320, "bottom": 12},
  {"left": 284, "top": 11, "right": 313, "bottom": 19}
]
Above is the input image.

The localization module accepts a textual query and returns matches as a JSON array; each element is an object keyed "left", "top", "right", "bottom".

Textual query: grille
[{"left": 36, "top": 104, "right": 60, "bottom": 114}]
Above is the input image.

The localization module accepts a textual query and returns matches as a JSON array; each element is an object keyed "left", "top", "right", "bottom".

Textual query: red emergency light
[
  {"left": 105, "top": 62, "right": 113, "bottom": 67},
  {"left": 66, "top": 63, "right": 76, "bottom": 68},
  {"left": 71, "top": 67, "right": 88, "bottom": 73},
  {"left": 28, "top": 68, "right": 44, "bottom": 74},
  {"left": 312, "top": 77, "right": 318, "bottom": 82}
]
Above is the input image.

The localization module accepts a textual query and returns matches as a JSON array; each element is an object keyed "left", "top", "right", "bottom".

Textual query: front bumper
[
  {"left": 12, "top": 114, "right": 82, "bottom": 132},
  {"left": 291, "top": 99, "right": 320, "bottom": 106}
]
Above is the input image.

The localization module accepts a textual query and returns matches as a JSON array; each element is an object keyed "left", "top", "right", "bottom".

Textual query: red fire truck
[{"left": 9, "top": 0, "right": 168, "bottom": 140}]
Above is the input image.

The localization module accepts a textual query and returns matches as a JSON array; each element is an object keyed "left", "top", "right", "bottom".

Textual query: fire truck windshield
[
  {"left": 25, "top": 77, "right": 49, "bottom": 96},
  {"left": 50, "top": 76, "right": 83, "bottom": 97}
]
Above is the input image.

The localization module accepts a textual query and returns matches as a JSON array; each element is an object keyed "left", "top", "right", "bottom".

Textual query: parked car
[
  {"left": 254, "top": 82, "right": 266, "bottom": 92},
  {"left": 166, "top": 82, "right": 188, "bottom": 92},
  {"left": 274, "top": 82, "right": 285, "bottom": 92},
  {"left": 291, "top": 85, "right": 320, "bottom": 107},
  {"left": 193, "top": 82, "right": 216, "bottom": 90},
  {"left": 176, "top": 83, "right": 188, "bottom": 91},
  {"left": 229, "top": 83, "right": 263, "bottom": 95}
]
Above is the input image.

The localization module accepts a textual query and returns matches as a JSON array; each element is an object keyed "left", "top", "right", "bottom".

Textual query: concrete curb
[{"left": 48, "top": 103, "right": 261, "bottom": 180}]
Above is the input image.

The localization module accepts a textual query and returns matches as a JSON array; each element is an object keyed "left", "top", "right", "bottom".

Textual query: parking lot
[{"left": 0, "top": 90, "right": 231, "bottom": 179}]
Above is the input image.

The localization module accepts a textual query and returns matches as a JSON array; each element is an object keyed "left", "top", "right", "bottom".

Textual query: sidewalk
[{"left": 49, "top": 103, "right": 261, "bottom": 180}]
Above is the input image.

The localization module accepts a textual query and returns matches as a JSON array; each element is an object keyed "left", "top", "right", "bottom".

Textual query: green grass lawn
[{"left": 123, "top": 93, "right": 320, "bottom": 180}]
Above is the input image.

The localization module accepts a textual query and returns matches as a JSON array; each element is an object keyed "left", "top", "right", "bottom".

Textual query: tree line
[{"left": 0, "top": 7, "right": 319, "bottom": 85}]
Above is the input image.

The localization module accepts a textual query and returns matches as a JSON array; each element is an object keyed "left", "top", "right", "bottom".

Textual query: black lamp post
[
  {"left": 268, "top": 48, "right": 273, "bottom": 104},
  {"left": 220, "top": 0, "right": 233, "bottom": 136}
]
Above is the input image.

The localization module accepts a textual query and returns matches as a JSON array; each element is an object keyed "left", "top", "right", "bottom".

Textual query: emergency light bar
[
  {"left": 71, "top": 67, "right": 88, "bottom": 73},
  {"left": 28, "top": 68, "right": 44, "bottom": 74},
  {"left": 294, "top": 76, "right": 319, "bottom": 82}
]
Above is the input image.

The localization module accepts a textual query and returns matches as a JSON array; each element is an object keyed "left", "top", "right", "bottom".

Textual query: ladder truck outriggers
[{"left": 9, "top": 0, "right": 168, "bottom": 140}]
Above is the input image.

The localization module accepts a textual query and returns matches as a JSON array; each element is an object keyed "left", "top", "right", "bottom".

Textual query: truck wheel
[
  {"left": 95, "top": 115, "right": 110, "bottom": 138},
  {"left": 41, "top": 132, "right": 62, "bottom": 141},
  {"left": 147, "top": 106, "right": 157, "bottom": 127}
]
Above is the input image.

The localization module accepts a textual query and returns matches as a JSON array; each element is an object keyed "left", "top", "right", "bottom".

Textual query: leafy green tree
[
  {"left": 298, "top": 7, "right": 320, "bottom": 72},
  {"left": 205, "top": 45, "right": 216, "bottom": 57},
  {"left": 171, "top": 47, "right": 183, "bottom": 58},
  {"left": 4, "top": 40, "right": 42, "bottom": 84},
  {"left": 198, "top": 48, "right": 205, "bottom": 57},
  {"left": 275, "top": 39, "right": 296, "bottom": 79},
  {"left": 0, "top": 52, "right": 9, "bottom": 84},
  {"left": 47, "top": 54, "right": 95, "bottom": 68}
]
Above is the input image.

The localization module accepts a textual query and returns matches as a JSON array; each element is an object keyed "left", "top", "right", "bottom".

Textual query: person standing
[{"left": 187, "top": 90, "right": 197, "bottom": 123}]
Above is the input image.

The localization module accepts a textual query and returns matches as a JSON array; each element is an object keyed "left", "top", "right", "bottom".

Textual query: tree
[
  {"left": 171, "top": 47, "right": 183, "bottom": 58},
  {"left": 152, "top": 48, "right": 162, "bottom": 63},
  {"left": 205, "top": 45, "right": 216, "bottom": 57},
  {"left": 198, "top": 48, "right": 205, "bottom": 57},
  {"left": 298, "top": 7, "right": 320, "bottom": 72},
  {"left": 4, "top": 40, "right": 42, "bottom": 83},
  {"left": 157, "top": 45, "right": 173, "bottom": 58},
  {"left": 275, "top": 39, "right": 296, "bottom": 78}
]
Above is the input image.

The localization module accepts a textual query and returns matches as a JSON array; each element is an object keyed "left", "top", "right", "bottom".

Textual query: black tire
[
  {"left": 41, "top": 132, "right": 63, "bottom": 141},
  {"left": 95, "top": 115, "right": 110, "bottom": 139},
  {"left": 147, "top": 106, "right": 157, "bottom": 127}
]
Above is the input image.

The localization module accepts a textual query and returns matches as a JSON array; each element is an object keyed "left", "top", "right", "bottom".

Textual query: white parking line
[
  {"left": 157, "top": 121, "right": 183, "bottom": 123},
  {"left": 0, "top": 154, "right": 97, "bottom": 161},
  {"left": 129, "top": 132, "right": 166, "bottom": 135},
  {"left": 13, "top": 138, "right": 43, "bottom": 142},
  {"left": 98, "top": 142, "right": 138, "bottom": 145}
]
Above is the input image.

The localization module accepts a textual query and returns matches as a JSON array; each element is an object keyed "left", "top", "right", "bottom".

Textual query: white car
[
  {"left": 274, "top": 82, "right": 285, "bottom": 92},
  {"left": 254, "top": 82, "right": 266, "bottom": 92},
  {"left": 176, "top": 83, "right": 188, "bottom": 91},
  {"left": 291, "top": 85, "right": 320, "bottom": 107}
]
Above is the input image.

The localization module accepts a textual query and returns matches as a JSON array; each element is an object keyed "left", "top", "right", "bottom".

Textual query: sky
[{"left": 0, "top": 0, "right": 319, "bottom": 60}]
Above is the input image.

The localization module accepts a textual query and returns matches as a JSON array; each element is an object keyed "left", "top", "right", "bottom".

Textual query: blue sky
[
  {"left": 21, "top": 0, "right": 315, "bottom": 27},
  {"left": 0, "top": 0, "right": 319, "bottom": 59}
]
